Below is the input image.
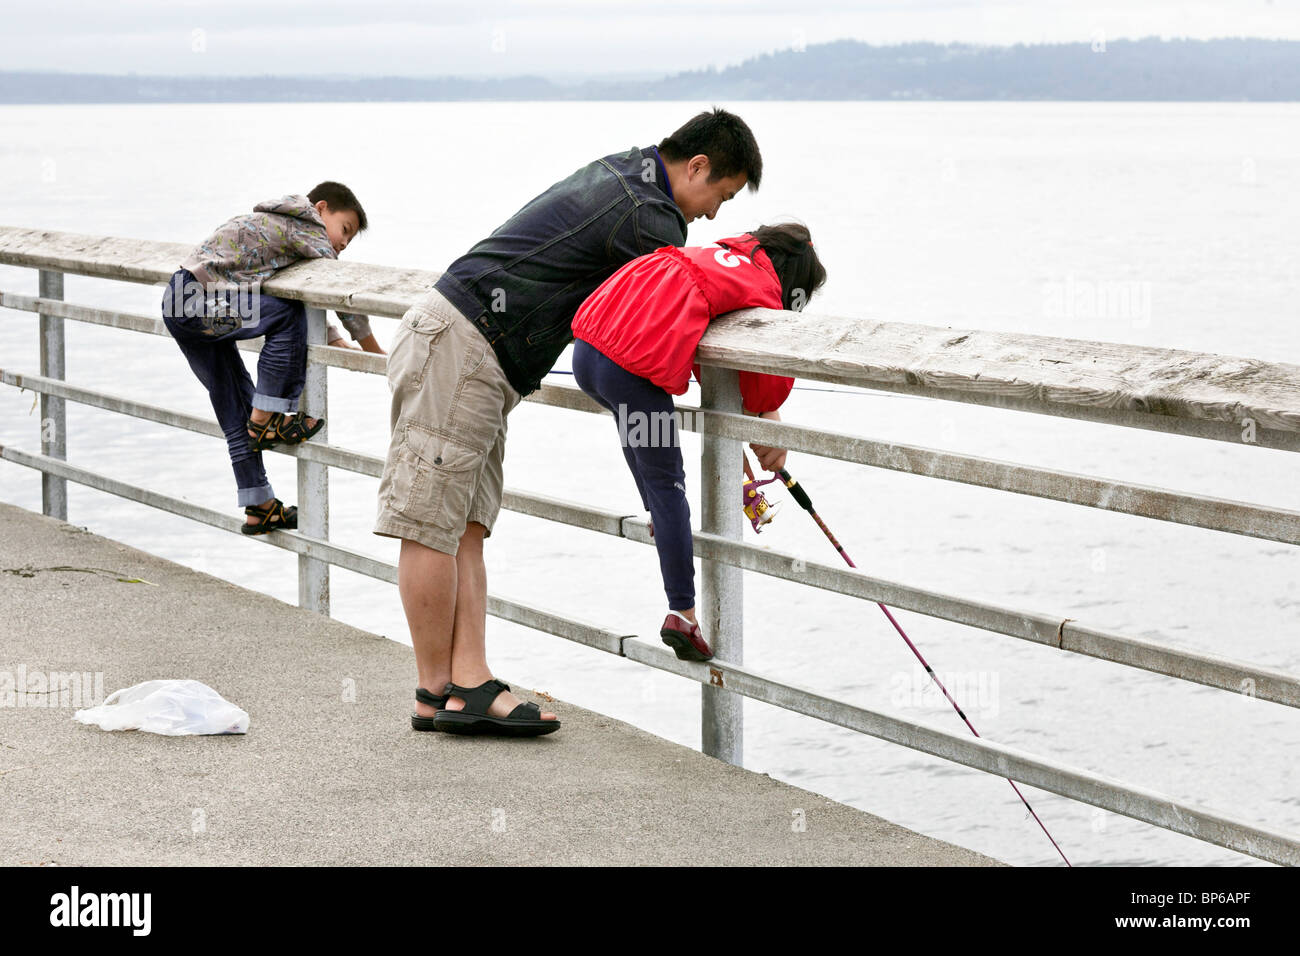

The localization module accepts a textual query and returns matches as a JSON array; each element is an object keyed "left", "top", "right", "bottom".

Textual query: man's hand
[
  {"left": 328, "top": 335, "right": 361, "bottom": 351},
  {"left": 749, "top": 408, "right": 788, "bottom": 473}
]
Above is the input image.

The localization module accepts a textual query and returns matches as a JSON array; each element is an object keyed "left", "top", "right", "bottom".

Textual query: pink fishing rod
[{"left": 773, "top": 464, "right": 1071, "bottom": 866}]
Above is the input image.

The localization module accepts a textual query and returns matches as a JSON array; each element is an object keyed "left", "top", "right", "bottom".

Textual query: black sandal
[
  {"left": 274, "top": 410, "right": 325, "bottom": 446},
  {"left": 432, "top": 678, "right": 560, "bottom": 737},
  {"left": 246, "top": 411, "right": 284, "bottom": 451},
  {"left": 241, "top": 498, "right": 298, "bottom": 535},
  {"left": 411, "top": 687, "right": 449, "bottom": 732}
]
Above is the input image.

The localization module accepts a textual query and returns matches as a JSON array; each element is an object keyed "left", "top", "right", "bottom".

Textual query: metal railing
[{"left": 3, "top": 226, "right": 1299, "bottom": 865}]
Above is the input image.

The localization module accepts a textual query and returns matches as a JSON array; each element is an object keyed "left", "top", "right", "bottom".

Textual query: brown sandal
[
  {"left": 246, "top": 411, "right": 324, "bottom": 450},
  {"left": 241, "top": 498, "right": 298, "bottom": 535},
  {"left": 246, "top": 411, "right": 284, "bottom": 451},
  {"left": 273, "top": 410, "right": 325, "bottom": 446}
]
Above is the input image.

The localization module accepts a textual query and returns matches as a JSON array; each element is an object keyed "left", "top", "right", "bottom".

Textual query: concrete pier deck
[{"left": 0, "top": 501, "right": 998, "bottom": 866}]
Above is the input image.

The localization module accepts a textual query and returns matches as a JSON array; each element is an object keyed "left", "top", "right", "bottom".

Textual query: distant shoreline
[
  {"left": 4, "top": 99, "right": 1297, "bottom": 106},
  {"left": 5, "top": 38, "right": 1299, "bottom": 104}
]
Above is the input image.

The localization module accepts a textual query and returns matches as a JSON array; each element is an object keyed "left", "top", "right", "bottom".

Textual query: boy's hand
[{"left": 327, "top": 333, "right": 386, "bottom": 355}]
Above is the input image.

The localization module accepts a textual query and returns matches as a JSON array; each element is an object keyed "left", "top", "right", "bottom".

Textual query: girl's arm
[
  {"left": 688, "top": 363, "right": 792, "bottom": 470},
  {"left": 750, "top": 408, "right": 787, "bottom": 473},
  {"left": 740, "top": 372, "right": 793, "bottom": 473}
]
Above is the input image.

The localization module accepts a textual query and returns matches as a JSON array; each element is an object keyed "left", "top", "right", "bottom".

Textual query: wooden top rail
[
  {"left": 702, "top": 308, "right": 1300, "bottom": 446},
  {"left": 5, "top": 225, "right": 1300, "bottom": 447},
  {"left": 0, "top": 226, "right": 433, "bottom": 319}
]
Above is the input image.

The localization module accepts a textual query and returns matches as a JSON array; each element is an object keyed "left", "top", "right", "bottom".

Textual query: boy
[
  {"left": 375, "top": 109, "right": 765, "bottom": 736},
  {"left": 161, "top": 181, "right": 379, "bottom": 534}
]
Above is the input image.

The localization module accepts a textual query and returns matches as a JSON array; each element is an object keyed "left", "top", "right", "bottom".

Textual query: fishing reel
[{"left": 742, "top": 474, "right": 782, "bottom": 533}]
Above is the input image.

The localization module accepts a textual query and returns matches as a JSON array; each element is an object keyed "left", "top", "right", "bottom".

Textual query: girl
[{"left": 571, "top": 222, "right": 827, "bottom": 661}]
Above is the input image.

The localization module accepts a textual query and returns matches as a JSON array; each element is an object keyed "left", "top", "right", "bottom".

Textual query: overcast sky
[{"left": 5, "top": 0, "right": 1299, "bottom": 77}]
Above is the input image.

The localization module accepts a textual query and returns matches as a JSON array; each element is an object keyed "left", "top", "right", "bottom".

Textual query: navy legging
[{"left": 572, "top": 339, "right": 694, "bottom": 610}]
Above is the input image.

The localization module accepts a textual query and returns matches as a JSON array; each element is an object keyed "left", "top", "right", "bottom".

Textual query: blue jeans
[
  {"left": 161, "top": 268, "right": 307, "bottom": 507},
  {"left": 572, "top": 338, "right": 694, "bottom": 610}
]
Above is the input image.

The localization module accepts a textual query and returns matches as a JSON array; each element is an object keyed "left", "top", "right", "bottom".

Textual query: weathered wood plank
[
  {"left": 701, "top": 307, "right": 1300, "bottom": 438},
  {"left": 0, "top": 227, "right": 191, "bottom": 284},
  {"left": 266, "top": 258, "right": 437, "bottom": 318},
  {"left": 6, "top": 226, "right": 1300, "bottom": 439},
  {"left": 0, "top": 226, "right": 436, "bottom": 318}
]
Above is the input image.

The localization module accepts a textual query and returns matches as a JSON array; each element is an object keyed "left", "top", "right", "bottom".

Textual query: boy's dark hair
[
  {"left": 658, "top": 108, "right": 762, "bottom": 191},
  {"left": 750, "top": 223, "right": 826, "bottom": 311},
  {"left": 307, "top": 181, "right": 368, "bottom": 232}
]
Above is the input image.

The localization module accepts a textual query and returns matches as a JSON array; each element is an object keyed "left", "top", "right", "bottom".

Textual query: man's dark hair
[
  {"left": 750, "top": 222, "right": 826, "bottom": 311},
  {"left": 307, "top": 181, "right": 368, "bottom": 232},
  {"left": 658, "top": 108, "right": 762, "bottom": 191}
]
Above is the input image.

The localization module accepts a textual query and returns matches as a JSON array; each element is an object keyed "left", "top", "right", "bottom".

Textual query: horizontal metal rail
[
  {"left": 0, "top": 443, "right": 629, "bottom": 654},
  {"left": 6, "top": 291, "right": 1300, "bottom": 548},
  {"left": 638, "top": 523, "right": 1300, "bottom": 709},
  {"left": 4, "top": 368, "right": 1299, "bottom": 711},
  {"left": 2, "top": 442, "right": 1297, "bottom": 866},
  {"left": 621, "top": 640, "right": 1300, "bottom": 867}
]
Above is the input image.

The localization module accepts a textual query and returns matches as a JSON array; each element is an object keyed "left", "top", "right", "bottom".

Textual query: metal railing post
[
  {"left": 37, "top": 269, "right": 66, "bottom": 520},
  {"left": 699, "top": 365, "right": 743, "bottom": 765},
  {"left": 298, "top": 307, "right": 330, "bottom": 614}
]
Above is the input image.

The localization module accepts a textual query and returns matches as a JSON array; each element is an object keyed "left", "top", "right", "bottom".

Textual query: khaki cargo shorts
[{"left": 374, "top": 288, "right": 522, "bottom": 556}]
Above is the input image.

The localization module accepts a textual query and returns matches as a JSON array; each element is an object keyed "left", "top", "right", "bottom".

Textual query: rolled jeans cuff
[
  {"left": 237, "top": 482, "right": 275, "bottom": 508},
  {"left": 252, "top": 392, "right": 298, "bottom": 414}
]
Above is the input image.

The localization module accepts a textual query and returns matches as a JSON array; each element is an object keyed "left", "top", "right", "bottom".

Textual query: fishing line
[{"left": 772, "top": 463, "right": 1072, "bottom": 866}]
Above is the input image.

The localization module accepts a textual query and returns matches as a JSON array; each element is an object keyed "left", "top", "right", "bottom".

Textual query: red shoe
[{"left": 659, "top": 613, "right": 713, "bottom": 662}]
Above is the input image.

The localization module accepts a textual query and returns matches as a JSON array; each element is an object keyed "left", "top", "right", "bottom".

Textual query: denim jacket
[{"left": 434, "top": 146, "right": 688, "bottom": 396}]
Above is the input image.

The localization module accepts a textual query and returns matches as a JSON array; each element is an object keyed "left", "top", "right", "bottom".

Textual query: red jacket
[{"left": 571, "top": 233, "right": 794, "bottom": 414}]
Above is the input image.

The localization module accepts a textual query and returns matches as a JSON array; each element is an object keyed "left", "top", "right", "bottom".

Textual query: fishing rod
[{"left": 752, "top": 456, "right": 1071, "bottom": 866}]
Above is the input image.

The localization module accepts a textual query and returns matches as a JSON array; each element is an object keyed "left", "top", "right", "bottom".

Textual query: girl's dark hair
[
  {"left": 750, "top": 222, "right": 826, "bottom": 311},
  {"left": 307, "top": 181, "right": 368, "bottom": 232}
]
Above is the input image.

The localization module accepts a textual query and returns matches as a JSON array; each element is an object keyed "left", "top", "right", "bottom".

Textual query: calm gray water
[{"left": 2, "top": 102, "right": 1298, "bottom": 866}]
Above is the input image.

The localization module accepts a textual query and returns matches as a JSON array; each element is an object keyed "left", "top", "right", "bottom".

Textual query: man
[{"left": 375, "top": 108, "right": 763, "bottom": 736}]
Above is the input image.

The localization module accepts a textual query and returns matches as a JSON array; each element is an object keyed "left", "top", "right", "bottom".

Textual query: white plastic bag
[{"left": 73, "top": 679, "right": 249, "bottom": 736}]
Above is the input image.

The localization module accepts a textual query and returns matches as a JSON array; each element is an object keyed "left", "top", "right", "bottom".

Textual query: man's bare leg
[
  {"left": 401, "top": 537, "right": 458, "bottom": 719},
  {"left": 443, "top": 522, "right": 557, "bottom": 721}
]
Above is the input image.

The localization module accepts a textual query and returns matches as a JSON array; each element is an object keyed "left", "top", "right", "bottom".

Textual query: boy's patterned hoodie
[{"left": 179, "top": 195, "right": 371, "bottom": 342}]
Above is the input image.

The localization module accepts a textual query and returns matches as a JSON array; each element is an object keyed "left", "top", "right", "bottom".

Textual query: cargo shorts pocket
[
  {"left": 389, "top": 421, "right": 484, "bottom": 533},
  {"left": 388, "top": 303, "right": 456, "bottom": 393}
]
